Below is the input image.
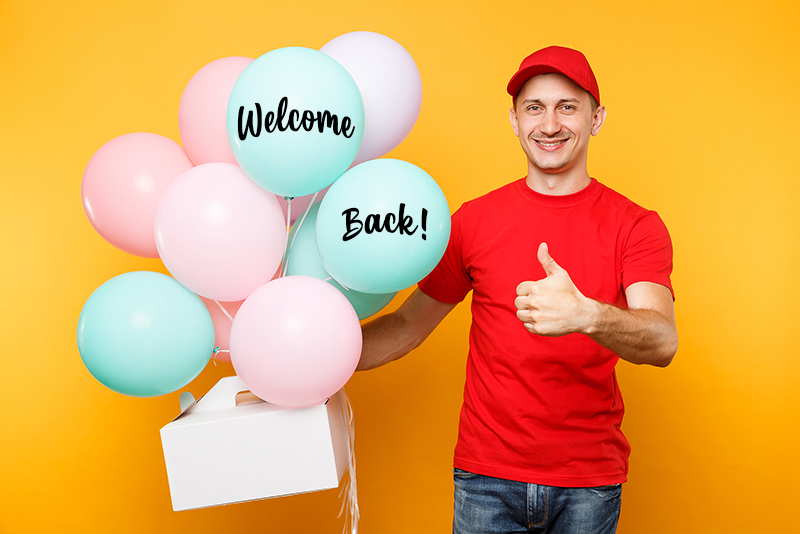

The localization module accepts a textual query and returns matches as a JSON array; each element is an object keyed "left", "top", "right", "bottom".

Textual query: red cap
[{"left": 507, "top": 46, "right": 600, "bottom": 104}]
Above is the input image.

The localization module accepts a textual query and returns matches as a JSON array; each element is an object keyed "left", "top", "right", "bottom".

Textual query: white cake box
[{"left": 160, "top": 376, "right": 350, "bottom": 511}]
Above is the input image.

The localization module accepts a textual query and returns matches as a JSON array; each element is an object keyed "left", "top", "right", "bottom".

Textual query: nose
[{"left": 539, "top": 110, "right": 561, "bottom": 137}]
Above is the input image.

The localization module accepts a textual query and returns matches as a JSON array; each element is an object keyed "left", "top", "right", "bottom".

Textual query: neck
[{"left": 525, "top": 166, "right": 592, "bottom": 196}]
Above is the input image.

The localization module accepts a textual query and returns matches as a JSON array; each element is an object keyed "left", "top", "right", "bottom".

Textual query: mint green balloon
[
  {"left": 286, "top": 202, "right": 396, "bottom": 320},
  {"left": 316, "top": 159, "right": 451, "bottom": 294},
  {"left": 77, "top": 272, "right": 215, "bottom": 397},
  {"left": 227, "top": 47, "right": 365, "bottom": 198}
]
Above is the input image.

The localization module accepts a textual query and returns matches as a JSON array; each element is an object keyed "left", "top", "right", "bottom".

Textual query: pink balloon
[
  {"left": 200, "top": 298, "right": 243, "bottom": 363},
  {"left": 179, "top": 57, "right": 254, "bottom": 166},
  {"left": 230, "top": 276, "right": 362, "bottom": 407},
  {"left": 154, "top": 163, "right": 285, "bottom": 301},
  {"left": 82, "top": 133, "right": 194, "bottom": 257}
]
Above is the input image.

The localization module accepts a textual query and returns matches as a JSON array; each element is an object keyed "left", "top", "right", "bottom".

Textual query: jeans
[{"left": 452, "top": 468, "right": 621, "bottom": 534}]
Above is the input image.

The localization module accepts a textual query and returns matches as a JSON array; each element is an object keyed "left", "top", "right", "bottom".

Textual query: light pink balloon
[
  {"left": 154, "top": 163, "right": 285, "bottom": 301},
  {"left": 230, "top": 276, "right": 362, "bottom": 408},
  {"left": 82, "top": 133, "right": 194, "bottom": 257},
  {"left": 179, "top": 57, "right": 254, "bottom": 166},
  {"left": 321, "top": 32, "right": 422, "bottom": 165},
  {"left": 200, "top": 298, "right": 243, "bottom": 363}
]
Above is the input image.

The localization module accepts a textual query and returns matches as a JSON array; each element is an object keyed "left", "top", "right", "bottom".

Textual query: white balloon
[{"left": 321, "top": 32, "right": 423, "bottom": 165}]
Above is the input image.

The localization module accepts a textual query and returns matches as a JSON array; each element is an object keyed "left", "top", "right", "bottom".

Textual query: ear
[
  {"left": 509, "top": 106, "right": 520, "bottom": 137},
  {"left": 591, "top": 105, "right": 607, "bottom": 136}
]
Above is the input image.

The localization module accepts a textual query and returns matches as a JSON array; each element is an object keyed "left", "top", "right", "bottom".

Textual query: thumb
[{"left": 537, "top": 242, "right": 563, "bottom": 277}]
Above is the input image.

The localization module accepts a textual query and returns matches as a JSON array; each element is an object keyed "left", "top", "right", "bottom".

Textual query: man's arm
[
  {"left": 514, "top": 243, "right": 678, "bottom": 367},
  {"left": 583, "top": 280, "right": 677, "bottom": 367},
  {"left": 357, "top": 288, "right": 458, "bottom": 371}
]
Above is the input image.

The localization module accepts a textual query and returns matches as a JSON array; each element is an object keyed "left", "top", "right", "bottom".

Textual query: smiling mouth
[{"left": 533, "top": 138, "right": 569, "bottom": 150}]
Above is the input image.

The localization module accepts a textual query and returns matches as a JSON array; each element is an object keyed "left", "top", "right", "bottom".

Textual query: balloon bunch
[{"left": 77, "top": 31, "right": 450, "bottom": 408}]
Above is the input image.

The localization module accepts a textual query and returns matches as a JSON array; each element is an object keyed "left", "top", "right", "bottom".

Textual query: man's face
[{"left": 509, "top": 73, "right": 606, "bottom": 176}]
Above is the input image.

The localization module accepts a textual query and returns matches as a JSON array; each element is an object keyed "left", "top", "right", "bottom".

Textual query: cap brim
[{"left": 507, "top": 64, "right": 594, "bottom": 102}]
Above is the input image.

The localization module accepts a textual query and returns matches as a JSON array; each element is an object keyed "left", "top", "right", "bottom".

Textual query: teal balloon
[
  {"left": 77, "top": 272, "right": 215, "bottom": 397},
  {"left": 286, "top": 202, "right": 396, "bottom": 320},
  {"left": 316, "top": 159, "right": 451, "bottom": 294},
  {"left": 226, "top": 47, "right": 365, "bottom": 198}
]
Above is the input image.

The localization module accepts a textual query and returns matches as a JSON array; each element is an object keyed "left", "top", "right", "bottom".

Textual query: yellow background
[{"left": 2, "top": 0, "right": 798, "bottom": 532}]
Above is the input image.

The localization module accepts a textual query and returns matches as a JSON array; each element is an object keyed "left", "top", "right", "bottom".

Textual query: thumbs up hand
[{"left": 514, "top": 243, "right": 594, "bottom": 336}]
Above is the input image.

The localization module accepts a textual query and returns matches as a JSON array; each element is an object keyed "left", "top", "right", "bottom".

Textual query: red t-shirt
[{"left": 418, "top": 178, "right": 673, "bottom": 487}]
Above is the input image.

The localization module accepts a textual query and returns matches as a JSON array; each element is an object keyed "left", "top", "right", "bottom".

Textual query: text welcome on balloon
[{"left": 237, "top": 97, "right": 357, "bottom": 140}]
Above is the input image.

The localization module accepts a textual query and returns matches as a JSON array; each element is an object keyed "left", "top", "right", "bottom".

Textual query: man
[{"left": 357, "top": 46, "right": 677, "bottom": 534}]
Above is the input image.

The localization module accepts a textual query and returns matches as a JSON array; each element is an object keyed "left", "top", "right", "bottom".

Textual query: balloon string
[
  {"left": 337, "top": 388, "right": 359, "bottom": 534},
  {"left": 282, "top": 190, "right": 320, "bottom": 278},
  {"left": 213, "top": 299, "right": 235, "bottom": 322},
  {"left": 211, "top": 347, "right": 231, "bottom": 365},
  {"left": 280, "top": 197, "right": 293, "bottom": 277}
]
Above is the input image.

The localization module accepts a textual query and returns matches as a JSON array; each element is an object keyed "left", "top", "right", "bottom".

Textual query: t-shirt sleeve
[
  {"left": 417, "top": 206, "right": 473, "bottom": 304},
  {"left": 621, "top": 210, "right": 675, "bottom": 299}
]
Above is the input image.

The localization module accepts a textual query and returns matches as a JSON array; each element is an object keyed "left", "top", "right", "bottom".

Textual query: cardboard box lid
[{"left": 165, "top": 375, "right": 300, "bottom": 426}]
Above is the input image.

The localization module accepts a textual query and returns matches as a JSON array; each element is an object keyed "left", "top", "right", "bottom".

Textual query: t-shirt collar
[{"left": 517, "top": 177, "right": 601, "bottom": 207}]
